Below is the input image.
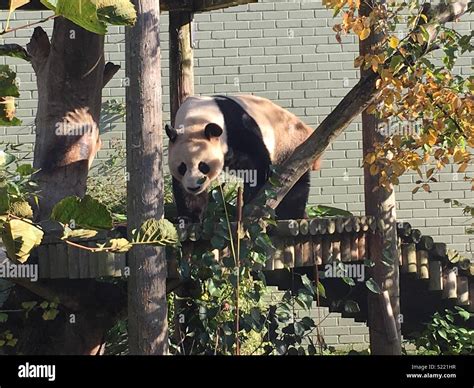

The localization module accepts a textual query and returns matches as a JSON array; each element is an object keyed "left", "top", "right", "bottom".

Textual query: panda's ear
[
  {"left": 204, "top": 123, "right": 223, "bottom": 140},
  {"left": 165, "top": 124, "right": 178, "bottom": 143}
]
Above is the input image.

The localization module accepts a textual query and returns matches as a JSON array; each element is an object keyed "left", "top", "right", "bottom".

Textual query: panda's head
[{"left": 166, "top": 123, "right": 226, "bottom": 195}]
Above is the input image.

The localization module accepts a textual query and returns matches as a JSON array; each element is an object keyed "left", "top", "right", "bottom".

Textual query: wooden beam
[
  {"left": 169, "top": 10, "right": 194, "bottom": 125},
  {"left": 161, "top": 0, "right": 256, "bottom": 12},
  {"left": 0, "top": 0, "right": 256, "bottom": 13},
  {"left": 361, "top": 0, "right": 401, "bottom": 355}
]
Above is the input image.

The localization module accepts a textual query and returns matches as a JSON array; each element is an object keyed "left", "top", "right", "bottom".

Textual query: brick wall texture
[{"left": 1, "top": 1, "right": 473, "bottom": 258}]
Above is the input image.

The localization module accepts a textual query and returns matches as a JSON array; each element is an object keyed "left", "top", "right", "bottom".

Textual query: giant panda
[{"left": 165, "top": 94, "right": 321, "bottom": 222}]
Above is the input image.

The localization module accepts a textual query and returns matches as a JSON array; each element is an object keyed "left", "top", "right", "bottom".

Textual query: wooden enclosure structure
[{"left": 3, "top": 217, "right": 472, "bottom": 321}]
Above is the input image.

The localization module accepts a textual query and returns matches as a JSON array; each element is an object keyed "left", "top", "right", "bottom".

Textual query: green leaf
[
  {"left": 103, "top": 238, "right": 132, "bottom": 252},
  {"left": 0, "top": 151, "right": 16, "bottom": 167},
  {"left": 316, "top": 281, "right": 326, "bottom": 298},
  {"left": 210, "top": 235, "right": 225, "bottom": 249},
  {"left": 389, "top": 55, "right": 404, "bottom": 73},
  {"left": 21, "top": 301, "right": 37, "bottom": 310},
  {"left": 301, "top": 274, "right": 314, "bottom": 294},
  {"left": 306, "top": 205, "right": 352, "bottom": 217},
  {"left": 457, "top": 309, "right": 471, "bottom": 321},
  {"left": 42, "top": 308, "right": 59, "bottom": 321},
  {"left": 365, "top": 278, "right": 382, "bottom": 294},
  {"left": 41, "top": 0, "right": 107, "bottom": 35},
  {"left": 16, "top": 164, "right": 35, "bottom": 176},
  {"left": 96, "top": 0, "right": 137, "bottom": 26},
  {"left": 1, "top": 219, "right": 44, "bottom": 263},
  {"left": 132, "top": 218, "right": 178, "bottom": 246},
  {"left": 0, "top": 65, "right": 20, "bottom": 97},
  {"left": 0, "top": 312, "right": 8, "bottom": 322},
  {"left": 0, "top": 185, "right": 10, "bottom": 214},
  {"left": 63, "top": 228, "right": 98, "bottom": 240},
  {"left": 51, "top": 195, "right": 112, "bottom": 229},
  {"left": 438, "top": 329, "right": 448, "bottom": 341},
  {"left": 342, "top": 277, "right": 355, "bottom": 286}
]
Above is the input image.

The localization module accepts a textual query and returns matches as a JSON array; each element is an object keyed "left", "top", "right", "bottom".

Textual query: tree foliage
[{"left": 325, "top": 0, "right": 473, "bottom": 192}]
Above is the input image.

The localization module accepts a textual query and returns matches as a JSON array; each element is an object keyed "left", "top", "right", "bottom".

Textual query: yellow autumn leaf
[
  {"left": 6, "top": 0, "right": 30, "bottom": 31},
  {"left": 365, "top": 153, "right": 376, "bottom": 164},
  {"left": 359, "top": 27, "right": 370, "bottom": 41},
  {"left": 453, "top": 149, "right": 464, "bottom": 163},
  {"left": 354, "top": 55, "right": 364, "bottom": 67},
  {"left": 457, "top": 163, "right": 468, "bottom": 173},
  {"left": 389, "top": 36, "right": 399, "bottom": 49},
  {"left": 9, "top": 0, "right": 29, "bottom": 11},
  {"left": 369, "top": 164, "right": 379, "bottom": 176}
]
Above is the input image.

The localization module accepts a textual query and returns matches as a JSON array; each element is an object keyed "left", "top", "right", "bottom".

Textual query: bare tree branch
[
  {"left": 0, "top": 44, "right": 30, "bottom": 61},
  {"left": 26, "top": 26, "right": 50, "bottom": 74}
]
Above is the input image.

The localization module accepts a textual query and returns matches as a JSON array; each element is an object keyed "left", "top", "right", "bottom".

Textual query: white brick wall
[{"left": 0, "top": 2, "right": 473, "bottom": 257}]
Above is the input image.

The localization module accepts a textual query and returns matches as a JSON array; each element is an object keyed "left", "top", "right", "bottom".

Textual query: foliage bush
[{"left": 411, "top": 307, "right": 473, "bottom": 355}]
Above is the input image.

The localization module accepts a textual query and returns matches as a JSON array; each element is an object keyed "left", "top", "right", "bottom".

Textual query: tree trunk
[
  {"left": 126, "top": 0, "right": 169, "bottom": 355},
  {"left": 28, "top": 18, "right": 104, "bottom": 220},
  {"left": 359, "top": 0, "right": 401, "bottom": 356},
  {"left": 169, "top": 10, "right": 194, "bottom": 126},
  {"left": 19, "top": 17, "right": 121, "bottom": 355}
]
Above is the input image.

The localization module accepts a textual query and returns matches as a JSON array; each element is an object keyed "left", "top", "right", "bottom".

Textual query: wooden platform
[{"left": 1, "top": 216, "right": 472, "bottom": 312}]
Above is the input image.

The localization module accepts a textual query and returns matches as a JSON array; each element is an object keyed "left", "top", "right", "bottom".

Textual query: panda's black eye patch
[
  {"left": 178, "top": 162, "right": 187, "bottom": 176},
  {"left": 199, "top": 162, "right": 210, "bottom": 174}
]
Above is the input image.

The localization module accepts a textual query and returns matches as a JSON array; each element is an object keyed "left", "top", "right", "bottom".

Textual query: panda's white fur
[
  {"left": 167, "top": 94, "right": 321, "bottom": 221},
  {"left": 173, "top": 94, "right": 315, "bottom": 164}
]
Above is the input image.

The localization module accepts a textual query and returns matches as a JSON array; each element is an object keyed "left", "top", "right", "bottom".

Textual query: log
[
  {"left": 416, "top": 250, "right": 429, "bottom": 280},
  {"left": 417, "top": 235, "right": 434, "bottom": 251},
  {"left": 357, "top": 233, "right": 367, "bottom": 261},
  {"left": 67, "top": 245, "right": 80, "bottom": 279},
  {"left": 442, "top": 269, "right": 457, "bottom": 299},
  {"left": 276, "top": 220, "right": 300, "bottom": 237},
  {"left": 312, "top": 236, "right": 322, "bottom": 265},
  {"left": 430, "top": 242, "right": 447, "bottom": 260},
  {"left": 301, "top": 240, "right": 313, "bottom": 266},
  {"left": 402, "top": 243, "right": 417, "bottom": 274},
  {"left": 299, "top": 219, "right": 309, "bottom": 235},
  {"left": 457, "top": 276, "right": 469, "bottom": 306},
  {"left": 322, "top": 237, "right": 333, "bottom": 264},
  {"left": 38, "top": 245, "right": 50, "bottom": 279},
  {"left": 397, "top": 221, "right": 412, "bottom": 239},
  {"left": 428, "top": 260, "right": 443, "bottom": 291},
  {"left": 410, "top": 229, "right": 422, "bottom": 244},
  {"left": 350, "top": 234, "right": 359, "bottom": 262},
  {"left": 294, "top": 241, "right": 304, "bottom": 268},
  {"left": 341, "top": 234, "right": 351, "bottom": 262},
  {"left": 283, "top": 242, "right": 295, "bottom": 268}
]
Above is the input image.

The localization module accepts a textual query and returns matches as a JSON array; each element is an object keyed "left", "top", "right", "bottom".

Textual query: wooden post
[
  {"left": 126, "top": 0, "right": 168, "bottom": 355},
  {"left": 360, "top": 0, "right": 401, "bottom": 355},
  {"left": 169, "top": 10, "right": 195, "bottom": 125}
]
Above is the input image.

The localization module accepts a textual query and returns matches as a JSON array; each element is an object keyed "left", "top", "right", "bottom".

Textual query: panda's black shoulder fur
[
  {"left": 212, "top": 95, "right": 272, "bottom": 202},
  {"left": 212, "top": 95, "right": 271, "bottom": 166}
]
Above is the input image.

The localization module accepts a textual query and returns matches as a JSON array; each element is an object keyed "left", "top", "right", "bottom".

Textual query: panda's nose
[{"left": 187, "top": 186, "right": 200, "bottom": 192}]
